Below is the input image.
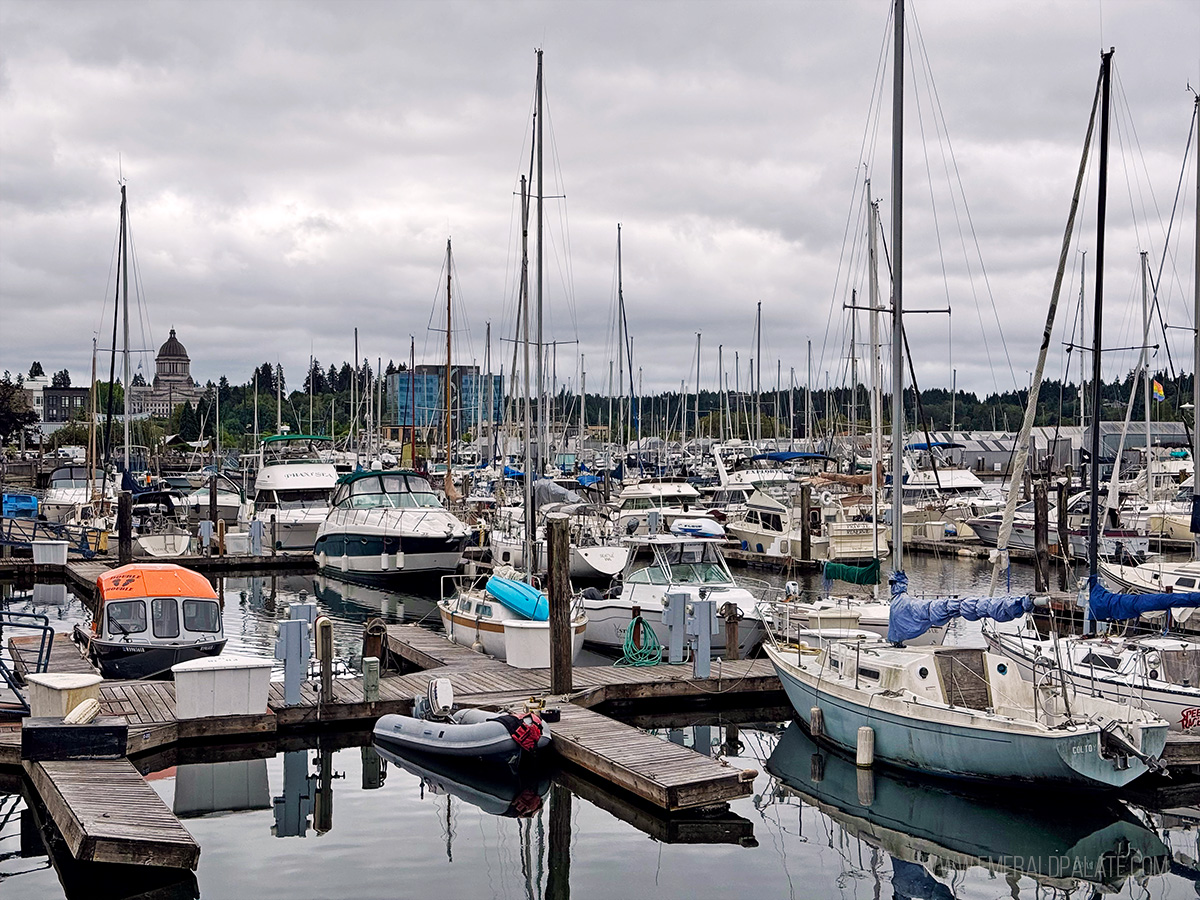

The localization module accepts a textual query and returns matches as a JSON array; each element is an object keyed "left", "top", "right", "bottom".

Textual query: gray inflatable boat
[{"left": 373, "top": 677, "right": 551, "bottom": 760}]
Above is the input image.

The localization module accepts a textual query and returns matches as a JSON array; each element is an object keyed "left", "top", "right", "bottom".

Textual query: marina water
[{"left": 3, "top": 554, "right": 1199, "bottom": 899}]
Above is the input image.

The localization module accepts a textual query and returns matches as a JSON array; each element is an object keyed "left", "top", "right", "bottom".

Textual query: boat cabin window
[
  {"left": 1176, "top": 577, "right": 1197, "bottom": 589},
  {"left": 1079, "top": 652, "right": 1122, "bottom": 671},
  {"left": 479, "top": 603, "right": 493, "bottom": 618},
  {"left": 183, "top": 599, "right": 221, "bottom": 634},
  {"left": 621, "top": 497, "right": 654, "bottom": 511},
  {"left": 152, "top": 598, "right": 180, "bottom": 639},
  {"left": 656, "top": 542, "right": 732, "bottom": 584},
  {"left": 276, "top": 488, "right": 331, "bottom": 510},
  {"left": 626, "top": 566, "right": 670, "bottom": 585},
  {"left": 758, "top": 512, "right": 783, "bottom": 532},
  {"left": 1160, "top": 649, "right": 1200, "bottom": 687},
  {"left": 106, "top": 600, "right": 147, "bottom": 636},
  {"left": 457, "top": 598, "right": 472, "bottom": 613},
  {"left": 744, "top": 510, "right": 760, "bottom": 526}
]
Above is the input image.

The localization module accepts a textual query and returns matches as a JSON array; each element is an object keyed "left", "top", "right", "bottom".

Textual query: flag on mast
[{"left": 1153, "top": 380, "right": 1165, "bottom": 402}]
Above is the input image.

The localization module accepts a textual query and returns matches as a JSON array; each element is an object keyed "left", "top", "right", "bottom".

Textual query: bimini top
[
  {"left": 336, "top": 468, "right": 426, "bottom": 486},
  {"left": 97, "top": 563, "right": 218, "bottom": 602}
]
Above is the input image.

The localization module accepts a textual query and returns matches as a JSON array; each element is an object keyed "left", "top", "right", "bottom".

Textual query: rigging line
[
  {"left": 541, "top": 82, "right": 581, "bottom": 343},
  {"left": 909, "top": 4, "right": 1018, "bottom": 394},
  {"left": 817, "top": 10, "right": 893, "bottom": 385}
]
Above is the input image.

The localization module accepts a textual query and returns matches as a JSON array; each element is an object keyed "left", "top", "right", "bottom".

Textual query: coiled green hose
[{"left": 614, "top": 616, "right": 661, "bottom": 667}]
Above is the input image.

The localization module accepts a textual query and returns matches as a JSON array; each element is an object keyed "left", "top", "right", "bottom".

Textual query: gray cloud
[{"left": 1, "top": 0, "right": 1197, "bottom": 409}]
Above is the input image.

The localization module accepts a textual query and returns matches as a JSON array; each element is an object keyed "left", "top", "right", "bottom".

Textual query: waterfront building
[{"left": 384, "top": 365, "right": 503, "bottom": 439}]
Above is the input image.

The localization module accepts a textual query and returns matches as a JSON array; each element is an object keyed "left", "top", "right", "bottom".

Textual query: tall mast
[
  {"left": 718, "top": 344, "right": 724, "bottom": 442},
  {"left": 535, "top": 48, "right": 546, "bottom": 475},
  {"left": 276, "top": 361, "right": 282, "bottom": 435},
  {"left": 121, "top": 184, "right": 130, "bottom": 472},
  {"left": 1141, "top": 251, "right": 1152, "bottom": 503},
  {"left": 520, "top": 176, "right": 534, "bottom": 567},
  {"left": 890, "top": 0, "right": 906, "bottom": 571},
  {"left": 755, "top": 301, "right": 762, "bottom": 443},
  {"left": 1193, "top": 89, "right": 1200, "bottom": 559},
  {"left": 616, "top": 224, "right": 625, "bottom": 448},
  {"left": 695, "top": 333, "right": 701, "bottom": 453},
  {"left": 1079, "top": 253, "right": 1087, "bottom": 429},
  {"left": 485, "top": 322, "right": 492, "bottom": 465},
  {"left": 1087, "top": 48, "right": 1114, "bottom": 588},
  {"left": 850, "top": 293, "right": 858, "bottom": 442},
  {"left": 409, "top": 335, "right": 416, "bottom": 468},
  {"left": 445, "top": 238, "right": 454, "bottom": 493},
  {"left": 868, "top": 186, "right": 883, "bottom": 575},
  {"left": 789, "top": 367, "right": 795, "bottom": 449}
]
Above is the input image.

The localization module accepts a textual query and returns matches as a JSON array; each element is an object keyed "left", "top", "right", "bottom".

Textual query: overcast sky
[{"left": 1, "top": 0, "right": 1198, "bottom": 406}]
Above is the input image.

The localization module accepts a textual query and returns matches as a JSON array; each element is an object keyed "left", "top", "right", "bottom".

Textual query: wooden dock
[
  {"left": 23, "top": 758, "right": 200, "bottom": 869},
  {"left": 8, "top": 632, "right": 99, "bottom": 679}
]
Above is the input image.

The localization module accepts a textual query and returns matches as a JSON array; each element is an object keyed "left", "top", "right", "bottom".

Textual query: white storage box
[
  {"left": 171, "top": 655, "right": 274, "bottom": 719},
  {"left": 32, "top": 540, "right": 68, "bottom": 565},
  {"left": 502, "top": 620, "right": 551, "bottom": 669},
  {"left": 25, "top": 673, "right": 103, "bottom": 718}
]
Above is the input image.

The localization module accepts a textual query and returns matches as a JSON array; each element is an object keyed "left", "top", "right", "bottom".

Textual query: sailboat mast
[
  {"left": 868, "top": 188, "right": 883, "bottom": 576},
  {"left": 890, "top": 0, "right": 906, "bottom": 570},
  {"left": 520, "top": 176, "right": 534, "bottom": 567},
  {"left": 445, "top": 238, "right": 454, "bottom": 489},
  {"left": 1193, "top": 90, "right": 1200, "bottom": 559},
  {"left": 535, "top": 48, "right": 546, "bottom": 476},
  {"left": 755, "top": 301, "right": 762, "bottom": 443},
  {"left": 695, "top": 333, "right": 701, "bottom": 451},
  {"left": 121, "top": 184, "right": 130, "bottom": 473},
  {"left": 1088, "top": 48, "right": 1114, "bottom": 587},
  {"left": 1142, "top": 251, "right": 1152, "bottom": 503},
  {"left": 616, "top": 224, "right": 625, "bottom": 449}
]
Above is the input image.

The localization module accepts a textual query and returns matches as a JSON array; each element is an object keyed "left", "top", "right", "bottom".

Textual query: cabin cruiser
[
  {"left": 439, "top": 572, "right": 587, "bottom": 667},
  {"left": 967, "top": 490, "right": 1149, "bottom": 561},
  {"left": 240, "top": 434, "right": 339, "bottom": 550},
  {"left": 314, "top": 468, "right": 470, "bottom": 580},
  {"left": 581, "top": 532, "right": 766, "bottom": 657},
  {"left": 183, "top": 472, "right": 244, "bottom": 525},
  {"left": 72, "top": 563, "right": 225, "bottom": 679},
  {"left": 726, "top": 489, "right": 888, "bottom": 564},
  {"left": 611, "top": 480, "right": 712, "bottom": 536},
  {"left": 40, "top": 465, "right": 114, "bottom": 523}
]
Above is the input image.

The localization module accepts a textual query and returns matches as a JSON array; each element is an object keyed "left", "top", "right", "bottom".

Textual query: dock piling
[
  {"left": 1033, "top": 480, "right": 1050, "bottom": 591},
  {"left": 546, "top": 512, "right": 572, "bottom": 694},
  {"left": 800, "top": 485, "right": 812, "bottom": 561}
]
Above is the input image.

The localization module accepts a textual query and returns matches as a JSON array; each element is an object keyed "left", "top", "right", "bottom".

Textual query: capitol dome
[{"left": 157, "top": 328, "right": 189, "bottom": 361}]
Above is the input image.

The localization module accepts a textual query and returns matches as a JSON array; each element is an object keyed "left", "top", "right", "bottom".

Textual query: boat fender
[{"left": 497, "top": 712, "right": 544, "bottom": 751}]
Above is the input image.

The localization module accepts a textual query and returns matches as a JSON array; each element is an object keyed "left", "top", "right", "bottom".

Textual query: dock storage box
[
  {"left": 31, "top": 540, "right": 68, "bottom": 565},
  {"left": 172, "top": 655, "right": 273, "bottom": 719},
  {"left": 24, "top": 674, "right": 103, "bottom": 719},
  {"left": 502, "top": 620, "right": 551, "bottom": 669}
]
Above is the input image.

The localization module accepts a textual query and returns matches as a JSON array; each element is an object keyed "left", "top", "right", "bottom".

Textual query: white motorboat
[
  {"left": 611, "top": 480, "right": 712, "bottom": 536},
  {"left": 240, "top": 434, "right": 339, "bottom": 550},
  {"left": 314, "top": 469, "right": 470, "bottom": 579},
  {"left": 581, "top": 533, "right": 766, "bottom": 657},
  {"left": 439, "top": 574, "right": 587, "bottom": 667},
  {"left": 489, "top": 500, "right": 630, "bottom": 580},
  {"left": 40, "top": 465, "right": 114, "bottom": 523}
]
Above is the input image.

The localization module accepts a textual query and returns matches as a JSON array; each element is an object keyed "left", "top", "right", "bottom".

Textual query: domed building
[{"left": 130, "top": 328, "right": 204, "bottom": 416}]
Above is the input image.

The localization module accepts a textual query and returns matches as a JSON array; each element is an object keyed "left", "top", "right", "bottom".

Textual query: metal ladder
[{"left": 0, "top": 611, "right": 54, "bottom": 717}]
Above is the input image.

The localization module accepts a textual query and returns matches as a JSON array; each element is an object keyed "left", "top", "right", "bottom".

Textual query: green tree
[
  {"left": 51, "top": 368, "right": 71, "bottom": 388},
  {"left": 28, "top": 361, "right": 44, "bottom": 379},
  {"left": 178, "top": 402, "right": 200, "bottom": 441},
  {"left": 0, "top": 375, "right": 38, "bottom": 442}
]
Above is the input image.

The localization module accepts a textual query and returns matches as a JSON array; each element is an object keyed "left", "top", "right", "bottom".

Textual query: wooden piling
[
  {"left": 800, "top": 485, "right": 812, "bottom": 561},
  {"left": 207, "top": 474, "right": 218, "bottom": 526},
  {"left": 270, "top": 515, "right": 278, "bottom": 557},
  {"left": 216, "top": 520, "right": 226, "bottom": 557},
  {"left": 722, "top": 602, "right": 739, "bottom": 661},
  {"left": 546, "top": 513, "right": 572, "bottom": 695},
  {"left": 546, "top": 783, "right": 572, "bottom": 900},
  {"left": 1056, "top": 480, "right": 1072, "bottom": 562},
  {"left": 1033, "top": 480, "right": 1050, "bottom": 592},
  {"left": 631, "top": 605, "right": 642, "bottom": 650},
  {"left": 362, "top": 618, "right": 386, "bottom": 663},
  {"left": 117, "top": 492, "right": 132, "bottom": 565}
]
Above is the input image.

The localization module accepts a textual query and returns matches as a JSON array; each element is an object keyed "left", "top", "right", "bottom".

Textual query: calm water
[{"left": 3, "top": 553, "right": 1199, "bottom": 899}]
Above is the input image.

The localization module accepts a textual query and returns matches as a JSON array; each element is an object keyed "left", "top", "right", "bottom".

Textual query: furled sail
[
  {"left": 887, "top": 571, "right": 1033, "bottom": 643},
  {"left": 1087, "top": 580, "right": 1200, "bottom": 622}
]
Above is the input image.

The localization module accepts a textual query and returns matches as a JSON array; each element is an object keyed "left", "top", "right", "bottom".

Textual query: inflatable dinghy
[
  {"left": 373, "top": 677, "right": 550, "bottom": 760},
  {"left": 485, "top": 576, "right": 549, "bottom": 621}
]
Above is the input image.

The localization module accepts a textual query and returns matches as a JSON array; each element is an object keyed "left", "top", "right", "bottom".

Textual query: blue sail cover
[
  {"left": 1087, "top": 580, "right": 1200, "bottom": 621},
  {"left": 886, "top": 571, "right": 1034, "bottom": 643}
]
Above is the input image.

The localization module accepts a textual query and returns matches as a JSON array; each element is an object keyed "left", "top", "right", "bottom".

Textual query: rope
[{"left": 614, "top": 616, "right": 661, "bottom": 667}]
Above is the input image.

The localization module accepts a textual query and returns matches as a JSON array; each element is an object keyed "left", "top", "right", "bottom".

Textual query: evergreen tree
[
  {"left": 327, "top": 365, "right": 338, "bottom": 390},
  {"left": 51, "top": 368, "right": 71, "bottom": 388},
  {"left": 178, "top": 401, "right": 199, "bottom": 441},
  {"left": 28, "top": 361, "right": 44, "bottom": 379},
  {"left": 337, "top": 362, "right": 352, "bottom": 392}
]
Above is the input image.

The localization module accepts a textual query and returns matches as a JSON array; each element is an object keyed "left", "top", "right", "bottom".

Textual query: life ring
[{"left": 819, "top": 490, "right": 834, "bottom": 507}]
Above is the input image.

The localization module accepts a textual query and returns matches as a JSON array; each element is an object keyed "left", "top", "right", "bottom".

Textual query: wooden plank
[{"left": 23, "top": 758, "right": 199, "bottom": 869}]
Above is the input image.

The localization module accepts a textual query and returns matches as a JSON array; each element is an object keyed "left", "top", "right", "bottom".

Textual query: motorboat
[
  {"left": 438, "top": 572, "right": 587, "bottom": 667},
  {"left": 240, "top": 434, "right": 339, "bottom": 550},
  {"left": 1102, "top": 558, "right": 1200, "bottom": 595},
  {"left": 130, "top": 488, "right": 193, "bottom": 558},
  {"left": 967, "top": 490, "right": 1149, "bottom": 561},
  {"left": 40, "top": 465, "right": 114, "bottom": 524},
  {"left": 72, "top": 562, "right": 225, "bottom": 679},
  {"left": 611, "top": 480, "right": 710, "bottom": 536},
  {"left": 314, "top": 468, "right": 470, "bottom": 579},
  {"left": 581, "top": 532, "right": 767, "bottom": 657},
  {"left": 489, "top": 493, "right": 630, "bottom": 579}
]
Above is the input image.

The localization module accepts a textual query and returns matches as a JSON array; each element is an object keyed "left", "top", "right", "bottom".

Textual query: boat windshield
[
  {"left": 106, "top": 599, "right": 147, "bottom": 636},
  {"left": 334, "top": 474, "right": 442, "bottom": 510},
  {"left": 653, "top": 541, "right": 733, "bottom": 585},
  {"left": 260, "top": 488, "right": 331, "bottom": 511}
]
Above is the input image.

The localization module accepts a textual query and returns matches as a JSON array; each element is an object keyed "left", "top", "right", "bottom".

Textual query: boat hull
[
  {"left": 79, "top": 631, "right": 227, "bottom": 680},
  {"left": 765, "top": 644, "right": 1166, "bottom": 788},
  {"left": 439, "top": 606, "right": 587, "bottom": 665},
  {"left": 373, "top": 710, "right": 550, "bottom": 759},
  {"left": 316, "top": 533, "right": 467, "bottom": 579}
]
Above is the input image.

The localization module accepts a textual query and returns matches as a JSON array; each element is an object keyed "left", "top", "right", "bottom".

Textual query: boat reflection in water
[
  {"left": 765, "top": 722, "right": 1170, "bottom": 894},
  {"left": 373, "top": 741, "right": 552, "bottom": 818}
]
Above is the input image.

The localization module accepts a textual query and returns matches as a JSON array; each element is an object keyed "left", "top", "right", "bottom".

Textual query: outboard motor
[
  {"left": 785, "top": 580, "right": 801, "bottom": 602},
  {"left": 426, "top": 677, "right": 455, "bottom": 719}
]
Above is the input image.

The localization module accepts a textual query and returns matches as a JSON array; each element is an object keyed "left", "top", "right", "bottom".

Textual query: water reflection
[{"left": 764, "top": 721, "right": 1171, "bottom": 893}]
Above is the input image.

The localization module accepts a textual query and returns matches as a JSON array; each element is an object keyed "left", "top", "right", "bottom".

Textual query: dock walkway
[{"left": 23, "top": 757, "right": 200, "bottom": 869}]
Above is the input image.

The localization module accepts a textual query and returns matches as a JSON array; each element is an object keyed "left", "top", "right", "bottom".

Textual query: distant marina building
[
  {"left": 130, "top": 328, "right": 204, "bottom": 416},
  {"left": 384, "top": 365, "right": 503, "bottom": 441}
]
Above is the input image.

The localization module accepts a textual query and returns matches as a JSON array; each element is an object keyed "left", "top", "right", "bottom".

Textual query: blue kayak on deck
[{"left": 485, "top": 576, "right": 549, "bottom": 621}]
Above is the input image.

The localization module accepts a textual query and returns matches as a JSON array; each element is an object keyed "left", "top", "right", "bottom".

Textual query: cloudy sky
[{"left": 1, "top": 0, "right": 1197, "bottom": 406}]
